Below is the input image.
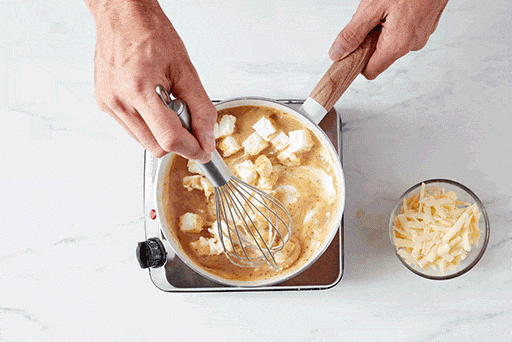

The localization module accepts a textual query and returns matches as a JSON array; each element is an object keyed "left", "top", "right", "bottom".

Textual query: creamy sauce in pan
[{"left": 162, "top": 105, "right": 342, "bottom": 283}]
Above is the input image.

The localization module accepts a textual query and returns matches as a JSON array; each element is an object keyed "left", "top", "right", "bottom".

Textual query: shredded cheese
[{"left": 392, "top": 183, "right": 482, "bottom": 275}]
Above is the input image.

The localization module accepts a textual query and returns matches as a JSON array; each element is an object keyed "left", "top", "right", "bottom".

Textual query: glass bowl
[{"left": 389, "top": 179, "right": 490, "bottom": 280}]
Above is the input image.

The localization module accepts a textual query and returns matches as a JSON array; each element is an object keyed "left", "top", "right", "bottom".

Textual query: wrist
[{"left": 85, "top": 0, "right": 162, "bottom": 26}]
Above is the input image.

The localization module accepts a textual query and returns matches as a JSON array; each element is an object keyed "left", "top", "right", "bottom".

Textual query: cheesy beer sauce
[{"left": 161, "top": 105, "right": 342, "bottom": 282}]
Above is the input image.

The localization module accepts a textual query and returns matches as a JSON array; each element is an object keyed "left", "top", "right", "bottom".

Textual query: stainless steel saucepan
[{"left": 150, "top": 29, "right": 380, "bottom": 286}]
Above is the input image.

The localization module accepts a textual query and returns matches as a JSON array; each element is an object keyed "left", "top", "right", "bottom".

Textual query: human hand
[
  {"left": 329, "top": 0, "right": 449, "bottom": 79},
  {"left": 86, "top": 0, "right": 216, "bottom": 162}
]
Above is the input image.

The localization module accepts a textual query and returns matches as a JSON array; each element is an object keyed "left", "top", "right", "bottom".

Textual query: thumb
[
  {"left": 172, "top": 69, "right": 218, "bottom": 156},
  {"left": 329, "top": 7, "right": 383, "bottom": 61}
]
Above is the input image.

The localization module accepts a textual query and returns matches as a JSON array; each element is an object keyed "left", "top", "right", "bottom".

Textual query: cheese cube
[
  {"left": 190, "top": 237, "right": 211, "bottom": 256},
  {"left": 274, "top": 184, "right": 299, "bottom": 207},
  {"left": 211, "top": 222, "right": 247, "bottom": 248},
  {"left": 287, "top": 129, "right": 314, "bottom": 154},
  {"left": 199, "top": 177, "right": 214, "bottom": 198},
  {"left": 218, "top": 136, "right": 242, "bottom": 157},
  {"left": 187, "top": 160, "right": 204, "bottom": 175},
  {"left": 183, "top": 175, "right": 214, "bottom": 198},
  {"left": 277, "top": 149, "right": 301, "bottom": 166},
  {"left": 183, "top": 175, "right": 202, "bottom": 191},
  {"left": 276, "top": 129, "right": 313, "bottom": 166},
  {"left": 217, "top": 115, "right": 236, "bottom": 138},
  {"left": 235, "top": 160, "right": 259, "bottom": 185},
  {"left": 254, "top": 155, "right": 272, "bottom": 178},
  {"left": 252, "top": 116, "right": 276, "bottom": 141},
  {"left": 209, "top": 221, "right": 232, "bottom": 252},
  {"left": 242, "top": 132, "right": 269, "bottom": 155},
  {"left": 208, "top": 238, "right": 225, "bottom": 255},
  {"left": 179, "top": 213, "right": 204, "bottom": 233},
  {"left": 190, "top": 236, "right": 224, "bottom": 256},
  {"left": 257, "top": 172, "right": 278, "bottom": 190},
  {"left": 271, "top": 131, "right": 290, "bottom": 151}
]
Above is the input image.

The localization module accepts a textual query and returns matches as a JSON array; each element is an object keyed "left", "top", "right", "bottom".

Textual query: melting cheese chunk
[
  {"left": 183, "top": 175, "right": 214, "bottom": 198},
  {"left": 214, "top": 114, "right": 236, "bottom": 139},
  {"left": 277, "top": 129, "right": 314, "bottom": 166},
  {"left": 179, "top": 213, "right": 204, "bottom": 233},
  {"left": 235, "top": 159, "right": 259, "bottom": 185},
  {"left": 187, "top": 160, "right": 204, "bottom": 175},
  {"left": 252, "top": 116, "right": 277, "bottom": 141},
  {"left": 242, "top": 132, "right": 269, "bottom": 156},
  {"left": 271, "top": 131, "right": 290, "bottom": 151},
  {"left": 218, "top": 136, "right": 242, "bottom": 157}
]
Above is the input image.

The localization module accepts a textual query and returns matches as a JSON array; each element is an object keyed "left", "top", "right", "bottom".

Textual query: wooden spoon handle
[{"left": 309, "top": 27, "right": 381, "bottom": 112}]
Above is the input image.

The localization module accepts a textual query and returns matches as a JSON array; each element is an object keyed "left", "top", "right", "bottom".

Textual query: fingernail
[
  {"left": 198, "top": 151, "right": 211, "bottom": 164},
  {"left": 329, "top": 44, "right": 346, "bottom": 61}
]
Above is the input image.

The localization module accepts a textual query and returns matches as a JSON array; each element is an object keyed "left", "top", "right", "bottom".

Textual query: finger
[
  {"left": 361, "top": 25, "right": 410, "bottom": 80},
  {"left": 100, "top": 98, "right": 168, "bottom": 156},
  {"left": 135, "top": 91, "right": 211, "bottom": 162},
  {"left": 410, "top": 11, "right": 444, "bottom": 52},
  {"left": 189, "top": 101, "right": 217, "bottom": 155},
  {"left": 109, "top": 103, "right": 167, "bottom": 158},
  {"left": 170, "top": 68, "right": 217, "bottom": 156},
  {"left": 104, "top": 107, "right": 141, "bottom": 144},
  {"left": 329, "top": 3, "right": 384, "bottom": 61},
  {"left": 176, "top": 91, "right": 217, "bottom": 156}
]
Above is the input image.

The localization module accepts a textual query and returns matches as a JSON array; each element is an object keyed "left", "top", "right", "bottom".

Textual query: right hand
[
  {"left": 88, "top": 0, "right": 217, "bottom": 162},
  {"left": 328, "top": 0, "right": 449, "bottom": 80}
]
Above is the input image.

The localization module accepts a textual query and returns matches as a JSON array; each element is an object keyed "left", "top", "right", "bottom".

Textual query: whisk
[{"left": 156, "top": 85, "right": 292, "bottom": 270}]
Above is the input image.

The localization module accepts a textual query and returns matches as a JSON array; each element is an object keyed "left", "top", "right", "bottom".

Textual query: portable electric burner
[{"left": 137, "top": 100, "right": 344, "bottom": 292}]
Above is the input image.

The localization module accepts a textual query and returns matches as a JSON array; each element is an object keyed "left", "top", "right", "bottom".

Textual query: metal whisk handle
[{"left": 156, "top": 85, "right": 231, "bottom": 187}]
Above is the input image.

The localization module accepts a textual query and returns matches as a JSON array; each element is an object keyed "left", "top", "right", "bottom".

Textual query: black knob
[{"left": 136, "top": 238, "right": 167, "bottom": 269}]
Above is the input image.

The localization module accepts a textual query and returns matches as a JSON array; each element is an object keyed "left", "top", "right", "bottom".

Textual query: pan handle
[{"left": 301, "top": 26, "right": 380, "bottom": 124}]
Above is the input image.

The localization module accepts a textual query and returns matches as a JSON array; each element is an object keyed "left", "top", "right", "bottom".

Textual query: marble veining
[{"left": 1, "top": 0, "right": 511, "bottom": 341}]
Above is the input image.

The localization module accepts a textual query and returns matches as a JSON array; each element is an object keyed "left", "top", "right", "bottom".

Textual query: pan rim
[{"left": 154, "top": 98, "right": 346, "bottom": 287}]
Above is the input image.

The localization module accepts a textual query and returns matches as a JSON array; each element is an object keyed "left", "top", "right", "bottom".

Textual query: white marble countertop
[{"left": 1, "top": 0, "right": 511, "bottom": 341}]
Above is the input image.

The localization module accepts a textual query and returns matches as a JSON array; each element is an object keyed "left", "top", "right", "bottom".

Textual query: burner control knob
[{"left": 136, "top": 238, "right": 167, "bottom": 269}]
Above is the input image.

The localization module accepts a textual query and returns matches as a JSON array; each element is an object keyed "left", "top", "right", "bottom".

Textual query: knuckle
[
  {"left": 411, "top": 37, "right": 428, "bottom": 51},
  {"left": 96, "top": 95, "right": 118, "bottom": 114},
  {"left": 339, "top": 26, "right": 362, "bottom": 48},
  {"left": 144, "top": 138, "right": 168, "bottom": 158},
  {"left": 158, "top": 132, "right": 181, "bottom": 153},
  {"left": 96, "top": 98, "right": 109, "bottom": 113},
  {"left": 120, "top": 76, "right": 145, "bottom": 99},
  {"left": 384, "top": 39, "right": 410, "bottom": 61},
  {"left": 400, "top": 25, "right": 428, "bottom": 52},
  {"left": 94, "top": 87, "right": 125, "bottom": 113},
  {"left": 152, "top": 148, "right": 167, "bottom": 159},
  {"left": 109, "top": 97, "right": 125, "bottom": 113},
  {"left": 194, "top": 103, "right": 218, "bottom": 124},
  {"left": 188, "top": 151, "right": 204, "bottom": 160},
  {"left": 159, "top": 133, "right": 205, "bottom": 160}
]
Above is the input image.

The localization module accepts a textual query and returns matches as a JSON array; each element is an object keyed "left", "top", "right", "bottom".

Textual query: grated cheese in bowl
[{"left": 389, "top": 179, "right": 490, "bottom": 279}]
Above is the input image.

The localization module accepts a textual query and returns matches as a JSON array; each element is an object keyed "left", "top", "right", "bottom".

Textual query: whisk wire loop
[
  {"left": 216, "top": 188, "right": 244, "bottom": 260},
  {"left": 156, "top": 85, "right": 293, "bottom": 270},
  {"left": 225, "top": 181, "right": 279, "bottom": 268},
  {"left": 214, "top": 177, "right": 292, "bottom": 270},
  {"left": 231, "top": 177, "right": 291, "bottom": 242}
]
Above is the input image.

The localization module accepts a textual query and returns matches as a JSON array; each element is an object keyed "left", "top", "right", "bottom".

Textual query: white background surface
[{"left": 1, "top": 0, "right": 511, "bottom": 341}]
